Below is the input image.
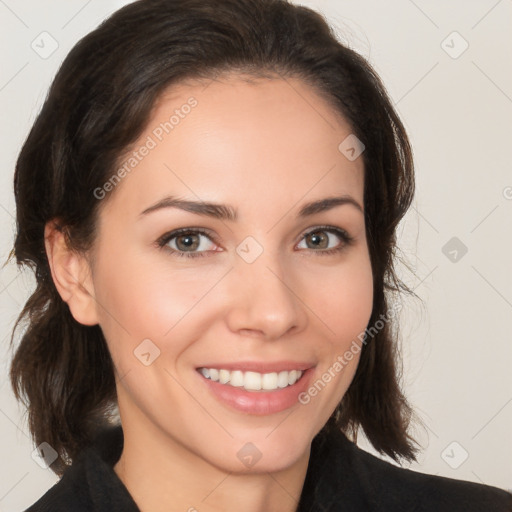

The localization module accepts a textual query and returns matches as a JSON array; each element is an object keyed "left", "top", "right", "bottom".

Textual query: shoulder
[
  {"left": 24, "top": 453, "right": 94, "bottom": 512},
  {"left": 24, "top": 426, "right": 139, "bottom": 512},
  {"left": 304, "top": 428, "right": 512, "bottom": 512},
  {"left": 351, "top": 440, "right": 512, "bottom": 511}
]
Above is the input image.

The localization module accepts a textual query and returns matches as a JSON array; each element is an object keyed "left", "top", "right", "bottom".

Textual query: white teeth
[
  {"left": 219, "top": 369, "right": 230, "bottom": 384},
  {"left": 244, "top": 371, "right": 262, "bottom": 390},
  {"left": 199, "top": 368, "right": 304, "bottom": 391},
  {"left": 277, "top": 370, "right": 289, "bottom": 388},
  {"left": 230, "top": 370, "right": 244, "bottom": 387},
  {"left": 262, "top": 372, "right": 278, "bottom": 389}
]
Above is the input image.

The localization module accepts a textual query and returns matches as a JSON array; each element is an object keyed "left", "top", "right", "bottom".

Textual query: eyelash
[{"left": 156, "top": 225, "right": 355, "bottom": 259}]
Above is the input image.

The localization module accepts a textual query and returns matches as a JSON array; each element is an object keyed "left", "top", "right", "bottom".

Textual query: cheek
[
  {"left": 91, "top": 248, "right": 220, "bottom": 363},
  {"left": 305, "top": 251, "right": 373, "bottom": 406},
  {"left": 310, "top": 255, "right": 374, "bottom": 345}
]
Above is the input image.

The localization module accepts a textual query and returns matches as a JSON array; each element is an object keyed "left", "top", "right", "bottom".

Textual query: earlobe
[{"left": 44, "top": 219, "right": 99, "bottom": 326}]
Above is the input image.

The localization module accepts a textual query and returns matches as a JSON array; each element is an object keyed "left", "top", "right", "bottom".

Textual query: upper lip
[{"left": 196, "top": 361, "right": 315, "bottom": 373}]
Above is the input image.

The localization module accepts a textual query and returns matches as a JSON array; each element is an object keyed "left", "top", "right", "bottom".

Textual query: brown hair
[{"left": 9, "top": 0, "right": 420, "bottom": 477}]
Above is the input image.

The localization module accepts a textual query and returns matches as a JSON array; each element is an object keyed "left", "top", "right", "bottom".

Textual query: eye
[
  {"left": 156, "top": 228, "right": 219, "bottom": 258},
  {"left": 296, "top": 226, "right": 354, "bottom": 256},
  {"left": 156, "top": 225, "right": 355, "bottom": 259}
]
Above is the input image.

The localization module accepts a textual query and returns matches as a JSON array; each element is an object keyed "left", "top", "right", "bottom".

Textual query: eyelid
[
  {"left": 295, "top": 225, "right": 355, "bottom": 254},
  {"left": 155, "top": 227, "right": 220, "bottom": 247},
  {"left": 295, "top": 224, "right": 351, "bottom": 244},
  {"left": 156, "top": 224, "right": 354, "bottom": 258}
]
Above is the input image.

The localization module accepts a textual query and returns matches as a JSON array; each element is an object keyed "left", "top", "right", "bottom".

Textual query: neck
[{"left": 113, "top": 416, "right": 311, "bottom": 512}]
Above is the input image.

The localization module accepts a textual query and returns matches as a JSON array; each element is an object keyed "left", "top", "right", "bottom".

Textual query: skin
[{"left": 45, "top": 75, "right": 373, "bottom": 512}]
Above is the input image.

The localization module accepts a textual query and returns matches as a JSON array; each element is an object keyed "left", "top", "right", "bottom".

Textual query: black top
[{"left": 25, "top": 425, "right": 512, "bottom": 511}]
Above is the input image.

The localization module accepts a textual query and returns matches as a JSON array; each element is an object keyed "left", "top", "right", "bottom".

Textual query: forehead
[{"left": 99, "top": 75, "right": 365, "bottom": 220}]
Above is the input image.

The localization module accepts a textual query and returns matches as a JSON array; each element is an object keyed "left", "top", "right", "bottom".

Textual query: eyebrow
[{"left": 139, "top": 194, "right": 363, "bottom": 221}]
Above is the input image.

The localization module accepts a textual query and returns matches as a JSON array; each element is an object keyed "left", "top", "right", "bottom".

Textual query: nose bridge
[{"left": 225, "top": 240, "right": 304, "bottom": 339}]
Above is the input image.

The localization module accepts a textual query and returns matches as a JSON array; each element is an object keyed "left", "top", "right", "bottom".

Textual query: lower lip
[{"left": 197, "top": 368, "right": 314, "bottom": 415}]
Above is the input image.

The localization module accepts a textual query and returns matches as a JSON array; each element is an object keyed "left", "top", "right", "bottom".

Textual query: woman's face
[{"left": 86, "top": 75, "right": 373, "bottom": 473}]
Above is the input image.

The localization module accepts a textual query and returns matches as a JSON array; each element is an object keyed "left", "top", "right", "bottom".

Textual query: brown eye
[
  {"left": 174, "top": 233, "right": 201, "bottom": 251},
  {"left": 296, "top": 226, "right": 354, "bottom": 255},
  {"left": 304, "top": 231, "right": 329, "bottom": 249},
  {"left": 157, "top": 228, "right": 219, "bottom": 258}
]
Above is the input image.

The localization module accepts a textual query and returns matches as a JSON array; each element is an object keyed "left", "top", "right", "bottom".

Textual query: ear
[{"left": 44, "top": 219, "right": 99, "bottom": 326}]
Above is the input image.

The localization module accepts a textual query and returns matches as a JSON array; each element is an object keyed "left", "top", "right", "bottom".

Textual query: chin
[{"left": 211, "top": 430, "right": 312, "bottom": 475}]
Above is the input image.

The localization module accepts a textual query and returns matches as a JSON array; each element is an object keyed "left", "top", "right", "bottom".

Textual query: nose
[{"left": 223, "top": 248, "right": 307, "bottom": 341}]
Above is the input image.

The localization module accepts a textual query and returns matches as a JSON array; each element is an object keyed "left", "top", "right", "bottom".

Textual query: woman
[{"left": 8, "top": 0, "right": 511, "bottom": 510}]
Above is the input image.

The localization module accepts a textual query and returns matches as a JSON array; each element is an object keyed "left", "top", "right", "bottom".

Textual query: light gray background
[{"left": 1, "top": 0, "right": 511, "bottom": 510}]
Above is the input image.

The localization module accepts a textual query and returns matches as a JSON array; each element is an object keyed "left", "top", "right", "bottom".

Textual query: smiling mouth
[{"left": 196, "top": 367, "right": 305, "bottom": 392}]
